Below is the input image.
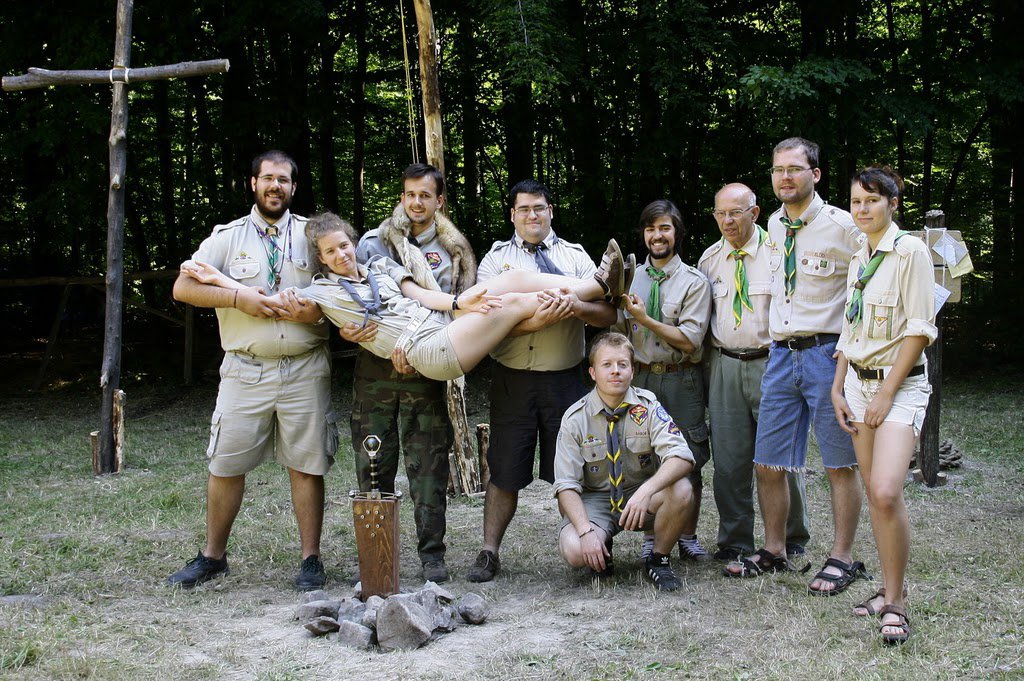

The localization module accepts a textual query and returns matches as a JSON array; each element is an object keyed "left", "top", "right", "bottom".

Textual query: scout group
[{"left": 168, "top": 137, "right": 936, "bottom": 646}]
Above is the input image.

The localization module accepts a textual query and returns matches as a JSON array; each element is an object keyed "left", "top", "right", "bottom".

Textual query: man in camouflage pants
[{"left": 339, "top": 163, "right": 476, "bottom": 583}]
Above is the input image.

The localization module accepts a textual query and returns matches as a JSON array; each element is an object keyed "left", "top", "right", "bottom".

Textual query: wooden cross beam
[{"left": 3, "top": 0, "right": 229, "bottom": 474}]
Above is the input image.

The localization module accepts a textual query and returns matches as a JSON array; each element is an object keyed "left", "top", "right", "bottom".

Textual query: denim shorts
[{"left": 754, "top": 340, "right": 857, "bottom": 470}]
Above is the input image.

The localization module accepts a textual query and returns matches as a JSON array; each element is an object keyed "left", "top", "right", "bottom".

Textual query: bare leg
[
  {"left": 463, "top": 269, "right": 604, "bottom": 301},
  {"left": 288, "top": 468, "right": 325, "bottom": 559},
  {"left": 808, "top": 465, "right": 862, "bottom": 592},
  {"left": 447, "top": 292, "right": 544, "bottom": 372},
  {"left": 650, "top": 478, "right": 693, "bottom": 555},
  {"left": 481, "top": 482, "right": 518, "bottom": 554},
  {"left": 864, "top": 422, "right": 915, "bottom": 635},
  {"left": 756, "top": 465, "right": 790, "bottom": 557},
  {"left": 204, "top": 473, "right": 245, "bottom": 559}
]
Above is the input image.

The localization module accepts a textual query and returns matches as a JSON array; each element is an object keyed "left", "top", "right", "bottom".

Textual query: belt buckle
[
  {"left": 784, "top": 338, "right": 800, "bottom": 351},
  {"left": 650, "top": 362, "right": 665, "bottom": 375}
]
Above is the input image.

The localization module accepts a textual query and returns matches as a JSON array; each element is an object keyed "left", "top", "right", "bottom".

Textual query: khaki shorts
[
  {"left": 407, "top": 325, "right": 463, "bottom": 381},
  {"left": 843, "top": 368, "right": 931, "bottom": 436},
  {"left": 207, "top": 345, "right": 337, "bottom": 476},
  {"left": 560, "top": 490, "right": 656, "bottom": 538}
]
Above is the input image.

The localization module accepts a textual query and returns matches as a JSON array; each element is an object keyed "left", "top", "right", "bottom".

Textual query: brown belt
[
  {"left": 851, "top": 363, "right": 926, "bottom": 381},
  {"left": 719, "top": 347, "right": 769, "bottom": 361},
  {"left": 636, "top": 360, "right": 699, "bottom": 374}
]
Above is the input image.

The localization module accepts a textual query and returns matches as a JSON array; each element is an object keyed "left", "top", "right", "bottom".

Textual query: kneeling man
[{"left": 553, "top": 332, "right": 696, "bottom": 591}]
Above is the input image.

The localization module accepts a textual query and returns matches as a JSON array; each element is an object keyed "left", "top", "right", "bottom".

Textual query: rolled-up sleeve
[
  {"left": 552, "top": 418, "right": 585, "bottom": 497},
  {"left": 900, "top": 245, "right": 938, "bottom": 345},
  {"left": 675, "top": 277, "right": 711, "bottom": 349}
]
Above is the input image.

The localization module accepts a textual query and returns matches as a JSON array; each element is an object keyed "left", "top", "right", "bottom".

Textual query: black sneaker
[
  {"left": 422, "top": 559, "right": 450, "bottom": 584},
  {"left": 713, "top": 547, "right": 742, "bottom": 562},
  {"left": 167, "top": 551, "right": 229, "bottom": 588},
  {"left": 645, "top": 552, "right": 682, "bottom": 591},
  {"left": 467, "top": 550, "right": 500, "bottom": 583},
  {"left": 295, "top": 555, "right": 326, "bottom": 591}
]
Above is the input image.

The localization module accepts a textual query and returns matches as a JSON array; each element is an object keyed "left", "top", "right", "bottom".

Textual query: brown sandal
[
  {"left": 878, "top": 604, "right": 911, "bottom": 645},
  {"left": 853, "top": 585, "right": 909, "bottom": 616}
]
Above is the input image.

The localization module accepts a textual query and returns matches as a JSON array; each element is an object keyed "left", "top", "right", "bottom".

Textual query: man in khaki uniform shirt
[
  {"left": 697, "top": 183, "right": 810, "bottom": 561},
  {"left": 467, "top": 178, "right": 616, "bottom": 583},
  {"left": 614, "top": 199, "right": 712, "bottom": 562},
  {"left": 725, "top": 138, "right": 866, "bottom": 595},
  {"left": 167, "top": 151, "right": 334, "bottom": 591},
  {"left": 554, "top": 332, "right": 695, "bottom": 591}
]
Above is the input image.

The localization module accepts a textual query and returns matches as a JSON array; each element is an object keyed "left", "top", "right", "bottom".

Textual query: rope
[{"left": 398, "top": 0, "right": 419, "bottom": 163}]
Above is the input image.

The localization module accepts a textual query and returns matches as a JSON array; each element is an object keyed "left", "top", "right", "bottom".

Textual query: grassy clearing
[{"left": 1, "top": 367, "right": 1022, "bottom": 680}]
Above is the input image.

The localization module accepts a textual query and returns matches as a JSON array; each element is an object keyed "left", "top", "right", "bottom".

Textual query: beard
[{"left": 256, "top": 190, "right": 291, "bottom": 221}]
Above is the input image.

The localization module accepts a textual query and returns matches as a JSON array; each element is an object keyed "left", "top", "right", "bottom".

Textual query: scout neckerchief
[
  {"left": 645, "top": 265, "right": 669, "bottom": 323},
  {"left": 781, "top": 215, "right": 804, "bottom": 296},
  {"left": 602, "top": 402, "right": 630, "bottom": 514},
  {"left": 845, "top": 230, "right": 908, "bottom": 329},
  {"left": 730, "top": 226, "right": 768, "bottom": 327},
  {"left": 523, "top": 237, "right": 564, "bottom": 275},
  {"left": 252, "top": 214, "right": 292, "bottom": 291},
  {"left": 336, "top": 267, "right": 383, "bottom": 328}
]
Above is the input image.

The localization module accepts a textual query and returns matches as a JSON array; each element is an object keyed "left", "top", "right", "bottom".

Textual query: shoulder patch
[
  {"left": 628, "top": 404, "right": 648, "bottom": 426},
  {"left": 666, "top": 421, "right": 681, "bottom": 435},
  {"left": 655, "top": 405, "right": 672, "bottom": 423}
]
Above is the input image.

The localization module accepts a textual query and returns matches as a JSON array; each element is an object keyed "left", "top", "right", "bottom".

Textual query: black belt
[
  {"left": 777, "top": 333, "right": 840, "bottom": 351},
  {"left": 851, "top": 363, "right": 926, "bottom": 381},
  {"left": 719, "top": 347, "right": 769, "bottom": 361}
]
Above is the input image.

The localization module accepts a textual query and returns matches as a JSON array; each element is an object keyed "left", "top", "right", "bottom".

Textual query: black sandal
[
  {"left": 853, "top": 585, "right": 908, "bottom": 616},
  {"left": 808, "top": 557, "right": 870, "bottom": 596},
  {"left": 722, "top": 548, "right": 788, "bottom": 578}
]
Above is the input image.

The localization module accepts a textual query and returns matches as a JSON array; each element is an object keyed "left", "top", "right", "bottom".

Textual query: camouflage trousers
[{"left": 349, "top": 350, "right": 452, "bottom": 563}]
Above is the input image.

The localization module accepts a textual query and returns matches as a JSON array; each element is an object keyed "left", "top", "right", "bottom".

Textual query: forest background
[{"left": 1, "top": 0, "right": 1022, "bottom": 377}]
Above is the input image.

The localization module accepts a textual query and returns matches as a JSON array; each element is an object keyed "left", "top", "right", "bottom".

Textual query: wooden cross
[{"left": 3, "top": 0, "right": 229, "bottom": 474}]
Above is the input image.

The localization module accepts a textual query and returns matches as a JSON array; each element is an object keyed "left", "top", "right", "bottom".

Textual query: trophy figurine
[{"left": 349, "top": 434, "right": 402, "bottom": 600}]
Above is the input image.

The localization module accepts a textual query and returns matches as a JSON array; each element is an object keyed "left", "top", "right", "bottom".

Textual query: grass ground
[{"left": 1, "top": 365, "right": 1022, "bottom": 680}]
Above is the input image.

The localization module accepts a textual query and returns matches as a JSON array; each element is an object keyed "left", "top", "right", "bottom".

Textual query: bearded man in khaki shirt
[{"left": 725, "top": 139, "right": 868, "bottom": 598}]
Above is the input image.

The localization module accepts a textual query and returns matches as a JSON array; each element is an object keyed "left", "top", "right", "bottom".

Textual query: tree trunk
[
  {"left": 457, "top": 10, "right": 480, "bottom": 237},
  {"left": 153, "top": 81, "right": 178, "bottom": 263},
  {"left": 350, "top": 0, "right": 367, "bottom": 226}
]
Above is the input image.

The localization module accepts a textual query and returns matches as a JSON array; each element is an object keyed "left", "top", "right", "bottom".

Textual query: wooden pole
[
  {"left": 412, "top": 0, "right": 445, "bottom": 176},
  {"left": 919, "top": 210, "right": 945, "bottom": 487},
  {"left": 97, "top": 0, "right": 133, "bottom": 475}
]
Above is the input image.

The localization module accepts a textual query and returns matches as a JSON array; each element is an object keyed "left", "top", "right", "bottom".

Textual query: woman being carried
[
  {"left": 182, "top": 211, "right": 630, "bottom": 381},
  {"left": 831, "top": 166, "right": 937, "bottom": 645}
]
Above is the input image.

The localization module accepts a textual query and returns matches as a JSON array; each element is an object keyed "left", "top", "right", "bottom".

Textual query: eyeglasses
[
  {"left": 711, "top": 206, "right": 755, "bottom": 220},
  {"left": 258, "top": 175, "right": 293, "bottom": 186},
  {"left": 513, "top": 204, "right": 551, "bottom": 217},
  {"left": 769, "top": 166, "right": 812, "bottom": 177}
]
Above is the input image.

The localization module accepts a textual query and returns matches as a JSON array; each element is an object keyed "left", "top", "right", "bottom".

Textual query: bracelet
[
  {"left": 451, "top": 295, "right": 460, "bottom": 311},
  {"left": 232, "top": 290, "right": 239, "bottom": 308},
  {"left": 578, "top": 527, "right": 594, "bottom": 538}
]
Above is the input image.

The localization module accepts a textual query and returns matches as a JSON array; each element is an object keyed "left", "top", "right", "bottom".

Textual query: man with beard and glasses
[
  {"left": 167, "top": 150, "right": 336, "bottom": 591},
  {"left": 614, "top": 200, "right": 713, "bottom": 564}
]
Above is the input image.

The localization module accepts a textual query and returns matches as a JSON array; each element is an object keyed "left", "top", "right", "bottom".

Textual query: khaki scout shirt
[
  {"left": 613, "top": 254, "right": 711, "bottom": 363},
  {"left": 552, "top": 386, "right": 695, "bottom": 498},
  {"left": 837, "top": 222, "right": 937, "bottom": 368},
  {"left": 299, "top": 258, "right": 449, "bottom": 361},
  {"left": 192, "top": 207, "right": 328, "bottom": 358},
  {"left": 478, "top": 230, "right": 597, "bottom": 371},
  {"left": 766, "top": 193, "right": 861, "bottom": 340},
  {"left": 357, "top": 221, "right": 454, "bottom": 294},
  {"left": 698, "top": 227, "right": 773, "bottom": 350}
]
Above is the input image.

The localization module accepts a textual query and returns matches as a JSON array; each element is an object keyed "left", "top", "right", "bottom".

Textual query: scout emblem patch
[
  {"left": 667, "top": 421, "right": 681, "bottom": 435},
  {"left": 425, "top": 252, "right": 442, "bottom": 269},
  {"left": 629, "top": 404, "right": 648, "bottom": 426},
  {"left": 589, "top": 465, "right": 601, "bottom": 473},
  {"left": 655, "top": 406, "right": 672, "bottom": 422}
]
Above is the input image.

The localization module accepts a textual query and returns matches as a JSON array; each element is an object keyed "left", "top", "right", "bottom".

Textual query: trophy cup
[{"left": 349, "top": 434, "right": 402, "bottom": 600}]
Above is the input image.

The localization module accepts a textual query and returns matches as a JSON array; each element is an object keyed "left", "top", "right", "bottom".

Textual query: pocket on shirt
[
  {"left": 229, "top": 260, "right": 262, "bottom": 281},
  {"left": 711, "top": 281, "right": 729, "bottom": 300},
  {"left": 865, "top": 290, "right": 898, "bottom": 340},
  {"left": 799, "top": 256, "right": 836, "bottom": 278},
  {"left": 581, "top": 441, "right": 609, "bottom": 489}
]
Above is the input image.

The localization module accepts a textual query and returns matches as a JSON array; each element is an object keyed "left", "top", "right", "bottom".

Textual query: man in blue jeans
[{"left": 725, "top": 138, "right": 867, "bottom": 596}]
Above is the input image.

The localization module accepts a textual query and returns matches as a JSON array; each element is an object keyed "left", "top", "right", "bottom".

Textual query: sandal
[
  {"left": 853, "top": 585, "right": 908, "bottom": 616},
  {"left": 878, "top": 603, "right": 911, "bottom": 645},
  {"left": 722, "top": 548, "right": 788, "bottom": 578},
  {"left": 808, "top": 557, "right": 870, "bottom": 596}
]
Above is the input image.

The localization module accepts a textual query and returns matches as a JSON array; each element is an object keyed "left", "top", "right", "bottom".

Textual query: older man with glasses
[{"left": 698, "top": 183, "right": 810, "bottom": 563}]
